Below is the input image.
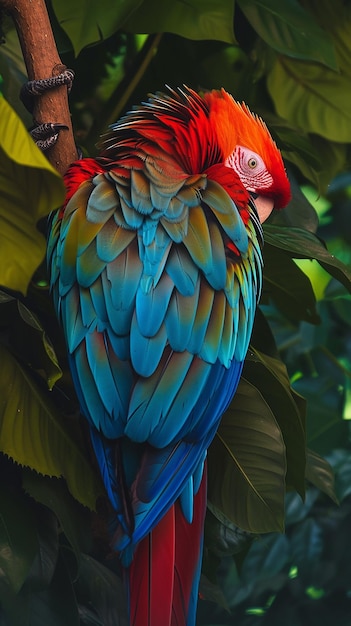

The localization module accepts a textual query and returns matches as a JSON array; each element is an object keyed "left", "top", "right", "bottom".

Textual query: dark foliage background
[{"left": 0, "top": 1, "right": 351, "bottom": 624}]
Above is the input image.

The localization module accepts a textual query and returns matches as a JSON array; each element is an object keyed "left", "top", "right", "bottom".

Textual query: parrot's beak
[{"left": 254, "top": 195, "right": 274, "bottom": 223}]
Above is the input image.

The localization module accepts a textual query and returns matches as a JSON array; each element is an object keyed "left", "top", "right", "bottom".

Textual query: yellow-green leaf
[
  {"left": 0, "top": 344, "right": 103, "bottom": 510},
  {"left": 0, "top": 96, "right": 65, "bottom": 294}
]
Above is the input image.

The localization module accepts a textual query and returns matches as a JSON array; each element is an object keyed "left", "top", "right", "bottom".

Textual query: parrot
[{"left": 47, "top": 85, "right": 291, "bottom": 626}]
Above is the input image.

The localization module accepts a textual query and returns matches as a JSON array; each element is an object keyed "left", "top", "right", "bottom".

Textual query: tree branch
[{"left": 1, "top": 0, "right": 77, "bottom": 175}]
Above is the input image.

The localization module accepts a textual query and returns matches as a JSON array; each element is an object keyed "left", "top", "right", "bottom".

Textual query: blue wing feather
[{"left": 48, "top": 138, "right": 263, "bottom": 563}]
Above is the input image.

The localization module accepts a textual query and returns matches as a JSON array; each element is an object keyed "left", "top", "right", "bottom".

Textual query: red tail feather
[
  {"left": 128, "top": 506, "right": 175, "bottom": 626},
  {"left": 172, "top": 469, "right": 207, "bottom": 626},
  {"left": 128, "top": 469, "right": 207, "bottom": 626}
]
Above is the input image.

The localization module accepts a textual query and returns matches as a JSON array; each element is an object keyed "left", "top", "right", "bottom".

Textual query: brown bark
[{"left": 1, "top": 0, "right": 78, "bottom": 174}]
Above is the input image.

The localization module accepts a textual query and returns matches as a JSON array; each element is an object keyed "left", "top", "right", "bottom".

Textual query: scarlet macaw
[{"left": 47, "top": 86, "right": 291, "bottom": 626}]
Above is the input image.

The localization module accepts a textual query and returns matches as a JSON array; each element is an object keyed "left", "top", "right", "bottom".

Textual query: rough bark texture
[{"left": 1, "top": 0, "right": 77, "bottom": 174}]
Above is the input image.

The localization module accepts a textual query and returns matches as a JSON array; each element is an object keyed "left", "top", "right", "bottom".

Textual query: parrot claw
[
  {"left": 20, "top": 69, "right": 74, "bottom": 112},
  {"left": 20, "top": 68, "right": 74, "bottom": 150},
  {"left": 30, "top": 122, "right": 69, "bottom": 151}
]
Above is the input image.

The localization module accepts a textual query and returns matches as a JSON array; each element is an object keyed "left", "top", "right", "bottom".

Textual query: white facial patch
[{"left": 226, "top": 145, "right": 273, "bottom": 192}]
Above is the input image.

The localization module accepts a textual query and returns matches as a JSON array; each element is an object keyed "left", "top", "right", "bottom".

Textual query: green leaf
[
  {"left": 328, "top": 449, "right": 351, "bottom": 502},
  {"left": 25, "top": 506, "right": 59, "bottom": 592},
  {"left": 205, "top": 508, "right": 253, "bottom": 557},
  {"left": 0, "top": 344, "right": 103, "bottom": 510},
  {"left": 75, "top": 555, "right": 128, "bottom": 626},
  {"left": 269, "top": 169, "right": 319, "bottom": 233},
  {"left": 198, "top": 573, "right": 230, "bottom": 611},
  {"left": 263, "top": 244, "right": 319, "bottom": 323},
  {"left": 22, "top": 470, "right": 92, "bottom": 562},
  {"left": 267, "top": 57, "right": 351, "bottom": 143},
  {"left": 26, "top": 552, "right": 80, "bottom": 626},
  {"left": 0, "top": 96, "right": 65, "bottom": 294},
  {"left": 124, "top": 0, "right": 236, "bottom": 44},
  {"left": 0, "top": 487, "right": 38, "bottom": 601},
  {"left": 241, "top": 533, "right": 291, "bottom": 583},
  {"left": 52, "top": 0, "right": 142, "bottom": 55},
  {"left": 244, "top": 349, "right": 306, "bottom": 496},
  {"left": 264, "top": 225, "right": 351, "bottom": 293},
  {"left": 290, "top": 517, "right": 324, "bottom": 575},
  {"left": 207, "top": 378, "right": 286, "bottom": 534},
  {"left": 285, "top": 489, "right": 319, "bottom": 526},
  {"left": 237, "top": 0, "right": 337, "bottom": 68},
  {"left": 305, "top": 448, "right": 338, "bottom": 503},
  {"left": 0, "top": 289, "right": 62, "bottom": 389}
]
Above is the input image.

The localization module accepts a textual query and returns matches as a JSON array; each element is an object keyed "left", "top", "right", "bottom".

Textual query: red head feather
[{"left": 204, "top": 89, "right": 291, "bottom": 209}]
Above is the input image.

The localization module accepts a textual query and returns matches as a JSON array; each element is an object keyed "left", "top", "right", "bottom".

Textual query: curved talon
[
  {"left": 20, "top": 69, "right": 75, "bottom": 112},
  {"left": 20, "top": 68, "right": 74, "bottom": 150},
  {"left": 30, "top": 123, "right": 69, "bottom": 151}
]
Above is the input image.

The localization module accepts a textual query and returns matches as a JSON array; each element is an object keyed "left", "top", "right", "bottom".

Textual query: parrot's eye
[{"left": 226, "top": 145, "right": 274, "bottom": 194}]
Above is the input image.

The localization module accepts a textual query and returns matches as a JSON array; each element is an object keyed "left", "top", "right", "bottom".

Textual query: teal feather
[
  {"left": 165, "top": 281, "right": 200, "bottom": 351},
  {"left": 76, "top": 242, "right": 106, "bottom": 287},
  {"left": 106, "top": 326, "right": 130, "bottom": 361},
  {"left": 165, "top": 247, "right": 198, "bottom": 296},
  {"left": 187, "top": 281, "right": 214, "bottom": 355},
  {"left": 179, "top": 477, "right": 194, "bottom": 524},
  {"left": 86, "top": 176, "right": 117, "bottom": 222},
  {"left": 130, "top": 313, "right": 168, "bottom": 377},
  {"left": 125, "top": 350, "right": 195, "bottom": 444},
  {"left": 136, "top": 271, "right": 174, "bottom": 336},
  {"left": 61, "top": 286, "right": 86, "bottom": 353},
  {"left": 202, "top": 179, "right": 248, "bottom": 253},
  {"left": 96, "top": 222, "right": 135, "bottom": 263},
  {"left": 130, "top": 169, "right": 153, "bottom": 214},
  {"left": 79, "top": 286, "right": 98, "bottom": 330}
]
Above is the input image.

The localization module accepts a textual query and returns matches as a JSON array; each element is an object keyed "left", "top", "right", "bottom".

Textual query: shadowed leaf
[
  {"left": 0, "top": 289, "right": 62, "bottom": 389},
  {"left": 0, "top": 487, "right": 37, "bottom": 601},
  {"left": 305, "top": 448, "right": 338, "bottom": 503},
  {"left": 238, "top": 0, "right": 337, "bottom": 68},
  {"left": 264, "top": 225, "right": 351, "bottom": 293},
  {"left": 207, "top": 378, "right": 286, "bottom": 534},
  {"left": 244, "top": 349, "right": 306, "bottom": 496}
]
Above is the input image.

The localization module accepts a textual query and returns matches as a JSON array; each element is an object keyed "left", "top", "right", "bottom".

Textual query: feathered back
[{"left": 48, "top": 85, "right": 291, "bottom": 626}]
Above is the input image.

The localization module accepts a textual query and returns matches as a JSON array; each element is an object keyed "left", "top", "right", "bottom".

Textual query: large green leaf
[
  {"left": 53, "top": 0, "right": 235, "bottom": 55},
  {"left": 207, "top": 378, "right": 286, "bottom": 534},
  {"left": 237, "top": 0, "right": 337, "bottom": 68},
  {"left": 0, "top": 97, "right": 65, "bottom": 294},
  {"left": 263, "top": 244, "right": 319, "bottom": 323},
  {"left": 52, "top": 0, "right": 142, "bottom": 55},
  {"left": 0, "top": 344, "right": 103, "bottom": 510},
  {"left": 267, "top": 57, "right": 351, "bottom": 142},
  {"left": 244, "top": 349, "right": 306, "bottom": 496},
  {"left": 123, "top": 0, "right": 236, "bottom": 44},
  {"left": 264, "top": 225, "right": 351, "bottom": 293}
]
